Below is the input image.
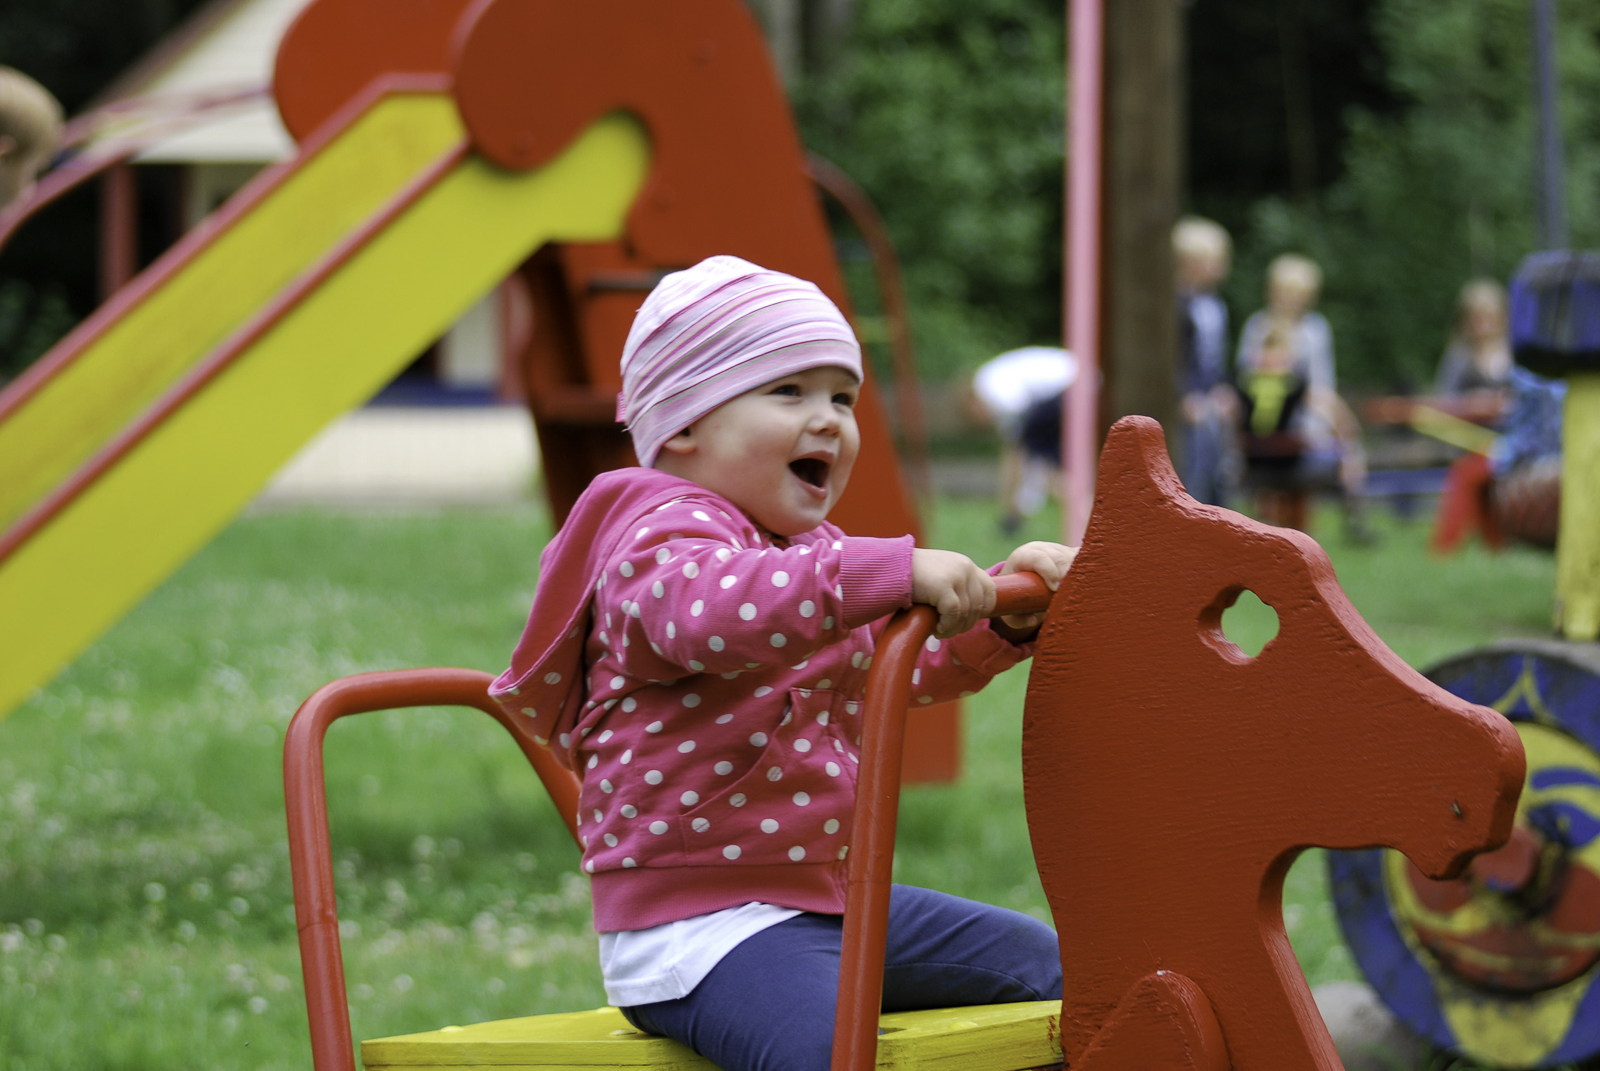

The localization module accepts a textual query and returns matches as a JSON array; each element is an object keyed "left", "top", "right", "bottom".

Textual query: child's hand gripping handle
[{"left": 831, "top": 572, "right": 1055, "bottom": 1071}]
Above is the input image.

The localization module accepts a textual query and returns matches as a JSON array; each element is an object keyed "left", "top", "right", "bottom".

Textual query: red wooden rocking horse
[{"left": 1023, "top": 417, "right": 1525, "bottom": 1071}]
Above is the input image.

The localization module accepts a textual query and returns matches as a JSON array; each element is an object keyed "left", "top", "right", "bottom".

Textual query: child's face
[
  {"left": 1178, "top": 249, "right": 1228, "bottom": 291},
  {"left": 655, "top": 366, "right": 861, "bottom": 536},
  {"left": 1268, "top": 279, "right": 1315, "bottom": 319},
  {"left": 1464, "top": 303, "right": 1505, "bottom": 345}
]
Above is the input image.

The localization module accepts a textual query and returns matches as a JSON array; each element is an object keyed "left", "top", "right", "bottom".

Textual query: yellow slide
[{"left": 0, "top": 91, "right": 649, "bottom": 717}]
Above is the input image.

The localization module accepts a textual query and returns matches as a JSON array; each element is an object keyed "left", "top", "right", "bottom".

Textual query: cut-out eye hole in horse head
[{"left": 1023, "top": 417, "right": 1526, "bottom": 1071}]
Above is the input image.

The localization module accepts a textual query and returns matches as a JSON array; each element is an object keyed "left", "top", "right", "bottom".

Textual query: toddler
[{"left": 492, "top": 256, "right": 1073, "bottom": 1071}]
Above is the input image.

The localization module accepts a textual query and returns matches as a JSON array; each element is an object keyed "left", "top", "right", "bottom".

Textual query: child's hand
[
  {"left": 997, "top": 542, "right": 1078, "bottom": 631},
  {"left": 912, "top": 549, "right": 997, "bottom": 638}
]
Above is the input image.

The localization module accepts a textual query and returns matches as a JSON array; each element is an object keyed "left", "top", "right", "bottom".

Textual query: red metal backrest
[{"left": 283, "top": 668, "right": 581, "bottom": 1071}]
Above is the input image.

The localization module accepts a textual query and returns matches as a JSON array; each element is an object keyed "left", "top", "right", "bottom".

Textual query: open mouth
[{"left": 789, "top": 457, "right": 830, "bottom": 489}]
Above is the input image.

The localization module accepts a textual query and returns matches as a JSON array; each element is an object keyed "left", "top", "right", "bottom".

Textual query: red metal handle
[
  {"left": 284, "top": 668, "right": 581, "bottom": 1071},
  {"left": 831, "top": 571, "right": 1054, "bottom": 1071}
]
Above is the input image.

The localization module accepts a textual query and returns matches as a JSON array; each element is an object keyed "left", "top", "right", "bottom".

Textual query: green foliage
[
  {"left": 1216, "top": 0, "right": 1600, "bottom": 390},
  {"left": 0, "top": 280, "right": 76, "bottom": 381},
  {"left": 795, "top": 0, "right": 1065, "bottom": 381}
]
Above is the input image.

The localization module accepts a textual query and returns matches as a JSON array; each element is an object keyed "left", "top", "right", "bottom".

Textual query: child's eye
[
  {"left": 833, "top": 392, "right": 857, "bottom": 407},
  {"left": 771, "top": 384, "right": 802, "bottom": 397}
]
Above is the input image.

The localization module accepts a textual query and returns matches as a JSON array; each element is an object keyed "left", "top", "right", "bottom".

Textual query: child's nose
[{"left": 807, "top": 398, "right": 842, "bottom": 433}]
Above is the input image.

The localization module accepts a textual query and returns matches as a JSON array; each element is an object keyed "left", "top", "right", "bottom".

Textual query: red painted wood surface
[
  {"left": 271, "top": 0, "right": 476, "bottom": 141},
  {"left": 1024, "top": 417, "right": 1526, "bottom": 1071},
  {"left": 450, "top": 0, "right": 918, "bottom": 543},
  {"left": 1073, "top": 972, "right": 1228, "bottom": 1071}
]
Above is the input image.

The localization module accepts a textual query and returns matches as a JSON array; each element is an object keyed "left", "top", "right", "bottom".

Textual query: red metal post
[
  {"left": 99, "top": 162, "right": 138, "bottom": 301},
  {"left": 831, "top": 572, "right": 1053, "bottom": 1071},
  {"left": 284, "top": 668, "right": 580, "bottom": 1071},
  {"left": 1063, "top": 0, "right": 1104, "bottom": 545}
]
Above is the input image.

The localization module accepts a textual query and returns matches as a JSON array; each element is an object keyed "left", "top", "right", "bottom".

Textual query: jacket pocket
[{"left": 677, "top": 688, "right": 858, "bottom": 866}]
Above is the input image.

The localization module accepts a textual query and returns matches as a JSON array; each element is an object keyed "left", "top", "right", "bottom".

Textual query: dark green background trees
[
  {"left": 1, "top": 0, "right": 1596, "bottom": 389},
  {"left": 794, "top": 0, "right": 1599, "bottom": 387}
]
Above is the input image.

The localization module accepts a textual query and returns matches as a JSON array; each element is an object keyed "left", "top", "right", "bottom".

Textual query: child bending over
[{"left": 492, "top": 256, "right": 1074, "bottom": 1071}]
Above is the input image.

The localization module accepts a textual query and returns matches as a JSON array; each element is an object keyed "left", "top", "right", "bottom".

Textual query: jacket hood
[{"left": 490, "top": 467, "right": 711, "bottom": 766}]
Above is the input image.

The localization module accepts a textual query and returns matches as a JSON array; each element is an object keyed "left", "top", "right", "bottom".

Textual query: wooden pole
[
  {"left": 1064, "top": 0, "right": 1182, "bottom": 544},
  {"left": 1102, "top": 0, "right": 1181, "bottom": 446}
]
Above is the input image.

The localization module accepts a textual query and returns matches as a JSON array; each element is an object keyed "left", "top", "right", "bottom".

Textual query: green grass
[{"left": 0, "top": 498, "right": 1556, "bottom": 1069}]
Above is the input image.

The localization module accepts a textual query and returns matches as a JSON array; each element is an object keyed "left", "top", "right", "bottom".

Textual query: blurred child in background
[
  {"left": 968, "top": 346, "right": 1076, "bottom": 533},
  {"left": 1434, "top": 279, "right": 1513, "bottom": 398},
  {"left": 1236, "top": 254, "right": 1370, "bottom": 539},
  {"left": 1174, "top": 216, "right": 1234, "bottom": 506}
]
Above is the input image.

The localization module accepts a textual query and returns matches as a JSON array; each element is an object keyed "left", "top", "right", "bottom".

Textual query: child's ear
[{"left": 657, "top": 425, "right": 697, "bottom": 456}]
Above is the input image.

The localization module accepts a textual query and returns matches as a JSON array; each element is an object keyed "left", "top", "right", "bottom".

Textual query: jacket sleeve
[
  {"left": 873, "top": 562, "right": 1037, "bottom": 707},
  {"left": 595, "top": 498, "right": 914, "bottom": 676}
]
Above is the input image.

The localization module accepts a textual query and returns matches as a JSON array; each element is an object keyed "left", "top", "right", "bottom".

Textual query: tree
[
  {"left": 794, "top": 0, "right": 1065, "bottom": 380},
  {"left": 1218, "top": 0, "right": 1600, "bottom": 389}
]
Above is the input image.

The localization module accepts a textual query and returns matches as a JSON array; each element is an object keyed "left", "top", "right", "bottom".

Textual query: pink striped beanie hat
[{"left": 618, "top": 255, "right": 862, "bottom": 468}]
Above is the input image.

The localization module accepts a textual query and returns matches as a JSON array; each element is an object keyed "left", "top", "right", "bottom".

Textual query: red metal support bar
[
  {"left": 284, "top": 668, "right": 581, "bottom": 1071},
  {"left": 831, "top": 571, "right": 1054, "bottom": 1071},
  {"left": 1063, "top": 0, "right": 1105, "bottom": 546},
  {"left": 99, "top": 162, "right": 138, "bottom": 301},
  {"left": 805, "top": 153, "right": 932, "bottom": 503}
]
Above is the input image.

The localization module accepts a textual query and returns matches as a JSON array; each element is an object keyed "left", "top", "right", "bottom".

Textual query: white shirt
[
  {"left": 599, "top": 902, "right": 802, "bottom": 1006},
  {"left": 972, "top": 347, "right": 1078, "bottom": 426}
]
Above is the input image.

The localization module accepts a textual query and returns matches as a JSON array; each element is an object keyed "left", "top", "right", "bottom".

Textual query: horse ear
[{"left": 1091, "top": 416, "right": 1191, "bottom": 525}]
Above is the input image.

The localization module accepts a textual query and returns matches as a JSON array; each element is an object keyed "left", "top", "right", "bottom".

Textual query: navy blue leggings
[{"left": 620, "top": 885, "right": 1063, "bottom": 1071}]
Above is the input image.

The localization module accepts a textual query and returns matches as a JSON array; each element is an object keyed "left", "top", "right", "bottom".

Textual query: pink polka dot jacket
[{"left": 491, "top": 468, "right": 1032, "bottom": 932}]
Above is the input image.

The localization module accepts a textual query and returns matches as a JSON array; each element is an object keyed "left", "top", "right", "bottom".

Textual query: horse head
[{"left": 1023, "top": 417, "right": 1524, "bottom": 1071}]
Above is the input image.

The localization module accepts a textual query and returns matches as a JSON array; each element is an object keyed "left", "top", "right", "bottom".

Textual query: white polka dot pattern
[{"left": 521, "top": 493, "right": 1034, "bottom": 882}]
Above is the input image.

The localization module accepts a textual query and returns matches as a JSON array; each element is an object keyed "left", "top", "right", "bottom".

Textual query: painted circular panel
[{"left": 1329, "top": 640, "right": 1600, "bottom": 1069}]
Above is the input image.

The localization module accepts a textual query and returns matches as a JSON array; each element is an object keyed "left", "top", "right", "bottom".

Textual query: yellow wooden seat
[{"left": 362, "top": 1001, "right": 1063, "bottom": 1071}]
